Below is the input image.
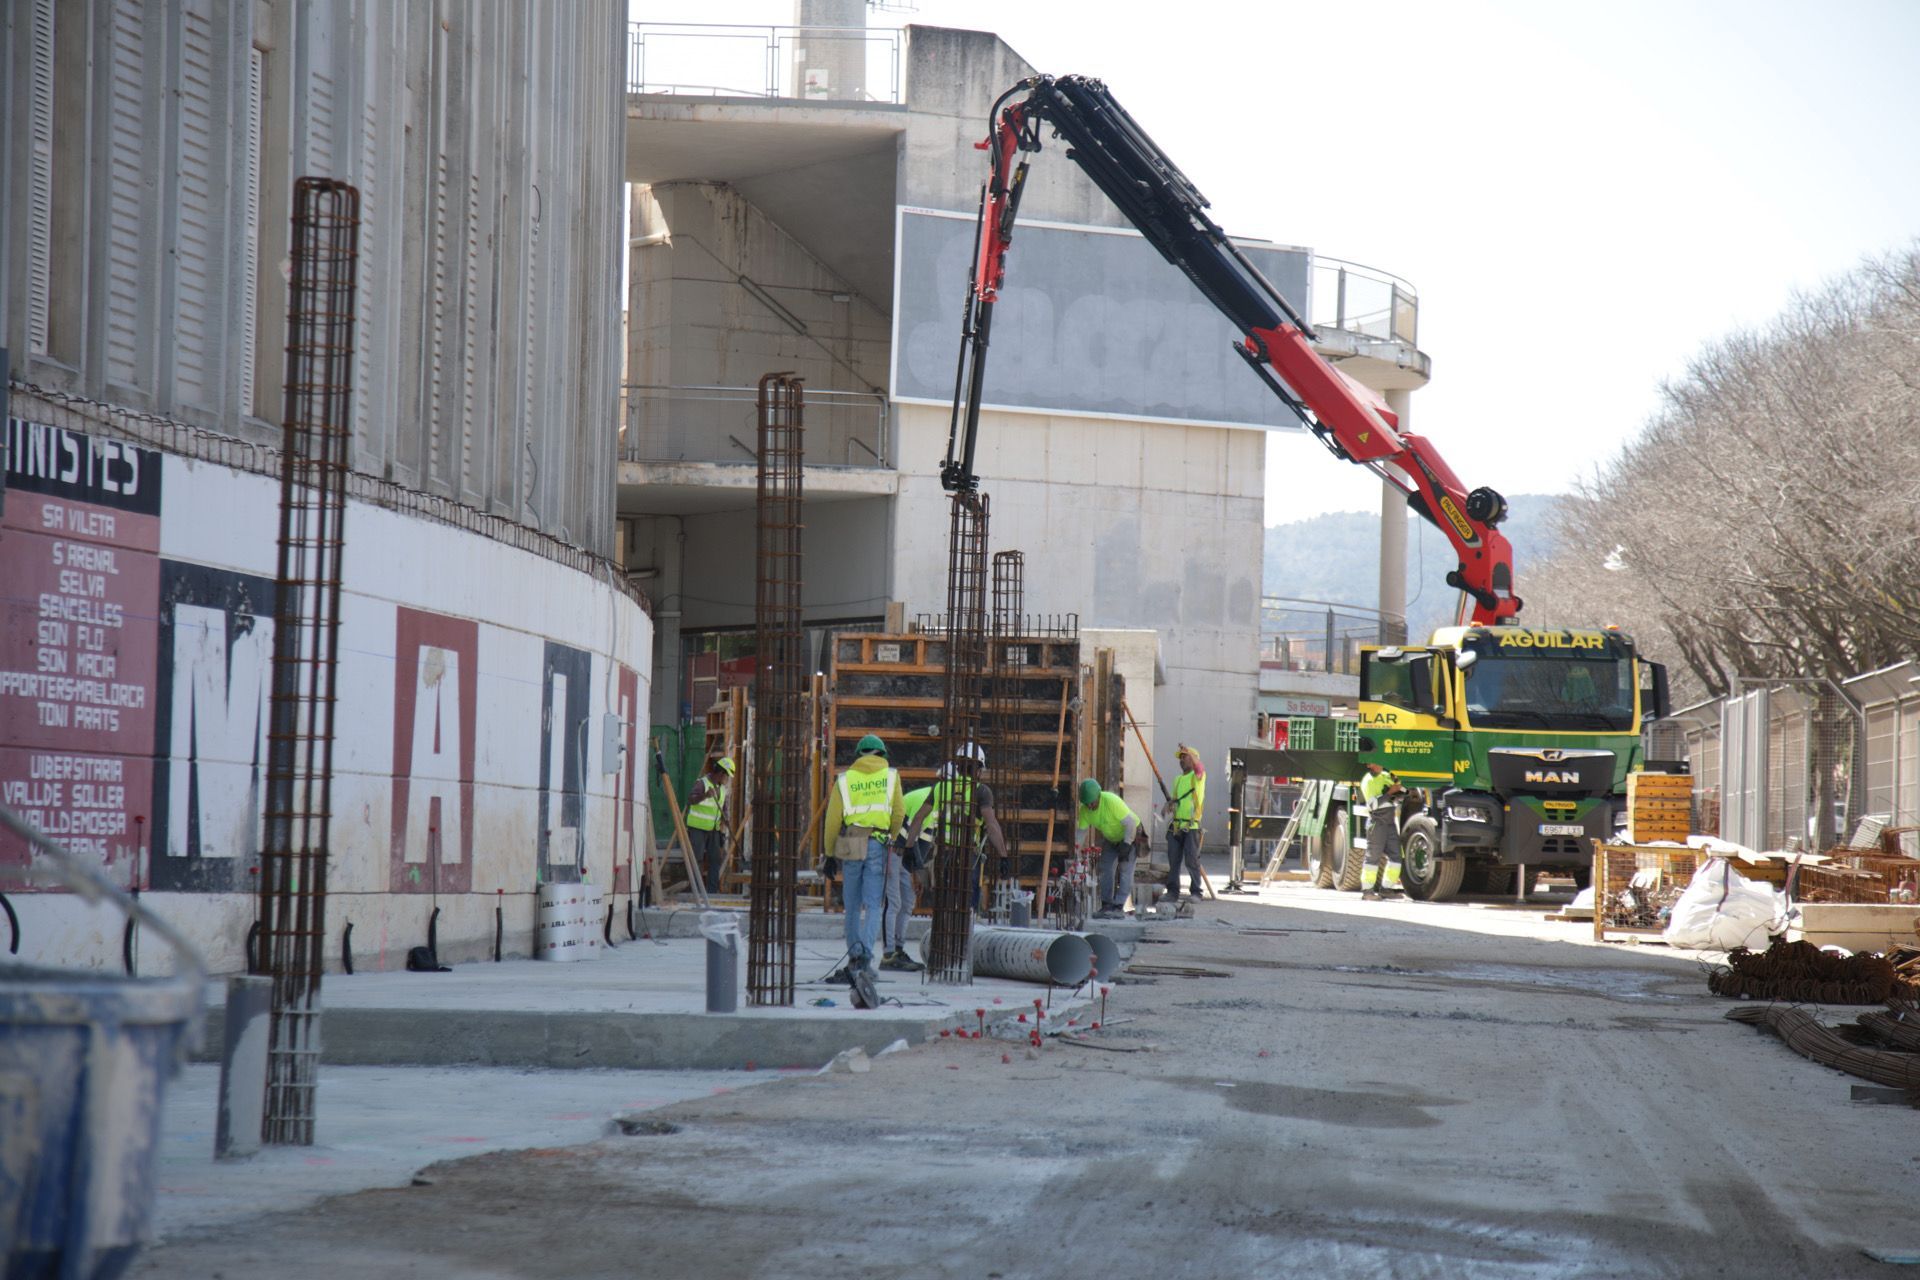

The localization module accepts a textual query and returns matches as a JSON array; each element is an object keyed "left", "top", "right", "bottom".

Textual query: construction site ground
[{"left": 136, "top": 855, "right": 1920, "bottom": 1279}]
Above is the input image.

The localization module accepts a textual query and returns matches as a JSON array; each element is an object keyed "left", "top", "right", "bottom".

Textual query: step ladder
[{"left": 1258, "top": 794, "right": 1310, "bottom": 887}]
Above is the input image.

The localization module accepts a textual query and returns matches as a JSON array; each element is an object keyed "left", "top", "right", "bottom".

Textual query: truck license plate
[{"left": 1539, "top": 823, "right": 1584, "bottom": 836}]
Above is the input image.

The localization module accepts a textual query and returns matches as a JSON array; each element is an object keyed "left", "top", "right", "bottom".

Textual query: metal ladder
[{"left": 1258, "top": 794, "right": 1311, "bottom": 887}]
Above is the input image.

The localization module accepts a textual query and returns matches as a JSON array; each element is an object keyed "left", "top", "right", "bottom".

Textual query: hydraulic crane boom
[{"left": 943, "top": 75, "right": 1522, "bottom": 625}]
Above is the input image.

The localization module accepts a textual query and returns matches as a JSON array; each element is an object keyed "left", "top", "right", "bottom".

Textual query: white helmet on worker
[{"left": 955, "top": 741, "right": 986, "bottom": 767}]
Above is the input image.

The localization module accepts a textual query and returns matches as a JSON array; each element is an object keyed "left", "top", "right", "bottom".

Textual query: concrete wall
[
  {"left": 630, "top": 182, "right": 892, "bottom": 396},
  {"left": 0, "top": 0, "right": 625, "bottom": 555},
  {"left": 1082, "top": 628, "right": 1160, "bottom": 834},
  {"left": 2, "top": 420, "right": 652, "bottom": 975},
  {"left": 899, "top": 26, "right": 1131, "bottom": 230},
  {"left": 891, "top": 402, "right": 1262, "bottom": 845}
]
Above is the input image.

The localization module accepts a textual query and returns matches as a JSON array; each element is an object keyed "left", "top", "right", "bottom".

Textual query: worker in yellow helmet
[
  {"left": 1164, "top": 744, "right": 1207, "bottom": 912},
  {"left": 684, "top": 755, "right": 736, "bottom": 891}
]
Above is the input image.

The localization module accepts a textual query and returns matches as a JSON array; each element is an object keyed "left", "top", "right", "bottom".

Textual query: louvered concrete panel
[
  {"left": 5, "top": 0, "right": 622, "bottom": 562},
  {"left": 98, "top": 0, "right": 152, "bottom": 392},
  {"left": 171, "top": 0, "right": 223, "bottom": 410},
  {"left": 23, "top": 0, "right": 57, "bottom": 355}
]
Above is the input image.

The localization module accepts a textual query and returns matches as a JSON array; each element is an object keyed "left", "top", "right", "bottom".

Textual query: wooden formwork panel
[{"left": 828, "top": 631, "right": 1081, "bottom": 889}]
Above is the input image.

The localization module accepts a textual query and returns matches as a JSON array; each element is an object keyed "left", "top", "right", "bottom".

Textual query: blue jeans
[
  {"left": 1167, "top": 827, "right": 1203, "bottom": 899},
  {"left": 841, "top": 834, "right": 888, "bottom": 964}
]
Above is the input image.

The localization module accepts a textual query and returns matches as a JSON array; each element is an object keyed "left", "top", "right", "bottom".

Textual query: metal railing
[
  {"left": 626, "top": 23, "right": 904, "bottom": 105},
  {"left": 619, "top": 384, "right": 889, "bottom": 469},
  {"left": 1310, "top": 256, "right": 1418, "bottom": 347}
]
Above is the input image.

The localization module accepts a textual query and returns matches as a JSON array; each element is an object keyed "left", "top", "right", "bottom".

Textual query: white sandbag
[{"left": 1662, "top": 857, "right": 1784, "bottom": 950}]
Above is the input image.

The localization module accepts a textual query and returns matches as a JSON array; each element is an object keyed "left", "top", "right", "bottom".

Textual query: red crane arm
[{"left": 945, "top": 75, "right": 1521, "bottom": 625}]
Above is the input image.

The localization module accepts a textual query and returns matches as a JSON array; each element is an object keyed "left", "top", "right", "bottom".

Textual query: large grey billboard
[{"left": 891, "top": 208, "right": 1312, "bottom": 429}]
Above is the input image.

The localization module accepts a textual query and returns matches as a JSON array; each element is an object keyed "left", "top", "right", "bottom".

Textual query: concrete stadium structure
[
  {"left": 0, "top": 0, "right": 649, "bottom": 972},
  {"left": 620, "top": 16, "right": 1430, "bottom": 842}
]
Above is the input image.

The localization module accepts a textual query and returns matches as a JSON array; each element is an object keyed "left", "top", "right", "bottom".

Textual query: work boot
[{"left": 880, "top": 949, "right": 923, "bottom": 972}]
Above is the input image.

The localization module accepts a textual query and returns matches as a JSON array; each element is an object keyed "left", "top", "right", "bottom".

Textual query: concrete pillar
[
  {"left": 792, "top": 0, "right": 866, "bottom": 102},
  {"left": 1379, "top": 388, "right": 1411, "bottom": 645}
]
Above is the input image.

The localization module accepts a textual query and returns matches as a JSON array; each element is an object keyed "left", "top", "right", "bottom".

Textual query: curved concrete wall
[{"left": 2, "top": 425, "right": 652, "bottom": 975}]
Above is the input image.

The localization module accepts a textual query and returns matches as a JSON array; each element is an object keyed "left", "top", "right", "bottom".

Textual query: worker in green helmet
[
  {"left": 1076, "top": 778, "right": 1142, "bottom": 920},
  {"left": 684, "top": 755, "right": 736, "bottom": 891},
  {"left": 822, "top": 733, "right": 905, "bottom": 978}
]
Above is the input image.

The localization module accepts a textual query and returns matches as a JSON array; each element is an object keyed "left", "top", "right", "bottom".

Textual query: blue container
[{"left": 0, "top": 967, "right": 200, "bottom": 1280}]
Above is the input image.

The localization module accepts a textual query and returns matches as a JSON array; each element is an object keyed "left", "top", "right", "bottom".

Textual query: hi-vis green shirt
[
  {"left": 1360, "top": 770, "right": 1400, "bottom": 805},
  {"left": 1171, "top": 770, "right": 1205, "bottom": 829},
  {"left": 1076, "top": 791, "right": 1138, "bottom": 845}
]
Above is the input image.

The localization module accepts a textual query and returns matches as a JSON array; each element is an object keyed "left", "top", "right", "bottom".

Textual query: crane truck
[{"left": 941, "top": 75, "right": 1670, "bottom": 902}]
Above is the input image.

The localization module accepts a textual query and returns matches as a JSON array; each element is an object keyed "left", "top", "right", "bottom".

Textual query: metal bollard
[
  {"left": 705, "top": 935, "right": 738, "bottom": 1014},
  {"left": 215, "top": 975, "right": 272, "bottom": 1158}
]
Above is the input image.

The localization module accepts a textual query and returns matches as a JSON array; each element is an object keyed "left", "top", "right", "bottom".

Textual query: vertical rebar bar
[
  {"left": 260, "top": 178, "right": 358, "bottom": 1146},
  {"left": 748, "top": 373, "right": 804, "bottom": 1005},
  {"left": 987, "top": 551, "right": 1025, "bottom": 913},
  {"left": 930, "top": 492, "right": 989, "bottom": 982}
]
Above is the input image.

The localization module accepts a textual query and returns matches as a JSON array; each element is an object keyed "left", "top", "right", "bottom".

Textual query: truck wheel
[
  {"left": 1326, "top": 808, "right": 1363, "bottom": 891},
  {"left": 1399, "top": 815, "right": 1463, "bottom": 901},
  {"left": 1476, "top": 865, "right": 1516, "bottom": 896},
  {"left": 1308, "top": 820, "right": 1336, "bottom": 889}
]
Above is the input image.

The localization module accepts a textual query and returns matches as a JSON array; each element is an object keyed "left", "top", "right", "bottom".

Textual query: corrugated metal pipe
[{"left": 961, "top": 927, "right": 1096, "bottom": 985}]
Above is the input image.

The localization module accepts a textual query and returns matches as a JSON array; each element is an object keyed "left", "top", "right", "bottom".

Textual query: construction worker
[
  {"left": 1164, "top": 745, "right": 1206, "bottom": 911},
  {"left": 683, "top": 756, "right": 735, "bottom": 892},
  {"left": 1359, "top": 762, "right": 1405, "bottom": 899},
  {"left": 822, "top": 734, "right": 906, "bottom": 978},
  {"left": 902, "top": 743, "right": 1008, "bottom": 917},
  {"left": 1076, "top": 779, "right": 1142, "bottom": 919},
  {"left": 883, "top": 769, "right": 945, "bottom": 972}
]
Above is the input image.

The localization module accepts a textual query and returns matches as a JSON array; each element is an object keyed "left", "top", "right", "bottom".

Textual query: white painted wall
[
  {"left": 891, "top": 403, "right": 1261, "bottom": 845},
  {"left": 10, "top": 455, "right": 651, "bottom": 976}
]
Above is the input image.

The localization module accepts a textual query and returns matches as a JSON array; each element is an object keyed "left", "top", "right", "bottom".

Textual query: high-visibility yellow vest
[
  {"left": 837, "top": 767, "right": 901, "bottom": 830},
  {"left": 929, "top": 776, "right": 981, "bottom": 846},
  {"left": 1171, "top": 770, "right": 1205, "bottom": 829},
  {"left": 686, "top": 779, "right": 727, "bottom": 831},
  {"left": 904, "top": 786, "right": 939, "bottom": 837}
]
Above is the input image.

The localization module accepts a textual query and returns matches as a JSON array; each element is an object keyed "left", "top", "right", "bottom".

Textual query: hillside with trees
[{"left": 1264, "top": 494, "right": 1561, "bottom": 641}]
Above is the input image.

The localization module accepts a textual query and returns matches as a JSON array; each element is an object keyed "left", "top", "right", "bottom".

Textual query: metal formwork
[
  {"left": 748, "top": 373, "right": 805, "bottom": 1005},
  {"left": 260, "top": 179, "right": 359, "bottom": 1145},
  {"left": 929, "top": 492, "right": 989, "bottom": 982}
]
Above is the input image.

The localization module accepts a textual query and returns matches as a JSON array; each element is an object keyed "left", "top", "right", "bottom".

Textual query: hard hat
[
  {"left": 856, "top": 733, "right": 888, "bottom": 757},
  {"left": 1078, "top": 778, "right": 1101, "bottom": 807},
  {"left": 716, "top": 756, "right": 736, "bottom": 775},
  {"left": 956, "top": 741, "right": 986, "bottom": 766}
]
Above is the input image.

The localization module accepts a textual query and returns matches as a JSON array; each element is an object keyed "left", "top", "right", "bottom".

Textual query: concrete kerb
[{"left": 190, "top": 930, "right": 1112, "bottom": 1073}]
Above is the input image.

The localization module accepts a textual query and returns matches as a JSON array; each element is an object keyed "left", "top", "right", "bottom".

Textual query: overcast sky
[{"left": 632, "top": 1, "right": 1920, "bottom": 524}]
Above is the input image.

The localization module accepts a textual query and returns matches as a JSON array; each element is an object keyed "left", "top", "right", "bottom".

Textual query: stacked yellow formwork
[{"left": 1625, "top": 771, "right": 1693, "bottom": 845}]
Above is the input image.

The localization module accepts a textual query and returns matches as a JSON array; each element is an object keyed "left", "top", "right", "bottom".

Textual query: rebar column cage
[
  {"left": 748, "top": 373, "right": 805, "bottom": 1005},
  {"left": 929, "top": 492, "right": 990, "bottom": 981},
  {"left": 259, "top": 178, "right": 359, "bottom": 1145},
  {"left": 986, "top": 551, "right": 1025, "bottom": 914}
]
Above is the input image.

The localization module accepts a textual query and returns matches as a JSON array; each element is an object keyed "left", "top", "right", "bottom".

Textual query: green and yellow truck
[{"left": 1230, "top": 625, "right": 1671, "bottom": 902}]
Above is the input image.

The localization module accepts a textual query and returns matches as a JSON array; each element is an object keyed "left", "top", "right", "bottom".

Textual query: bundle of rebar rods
[
  {"left": 1855, "top": 999, "right": 1920, "bottom": 1053},
  {"left": 929, "top": 492, "right": 989, "bottom": 982},
  {"left": 748, "top": 373, "right": 804, "bottom": 1006},
  {"left": 986, "top": 551, "right": 1024, "bottom": 914},
  {"left": 259, "top": 178, "right": 359, "bottom": 1145},
  {"left": 1727, "top": 1003, "right": 1920, "bottom": 1091},
  {"left": 1707, "top": 937, "right": 1895, "bottom": 1005}
]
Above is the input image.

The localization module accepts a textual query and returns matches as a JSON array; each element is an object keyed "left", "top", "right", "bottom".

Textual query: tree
[{"left": 1524, "top": 248, "right": 1920, "bottom": 701}]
